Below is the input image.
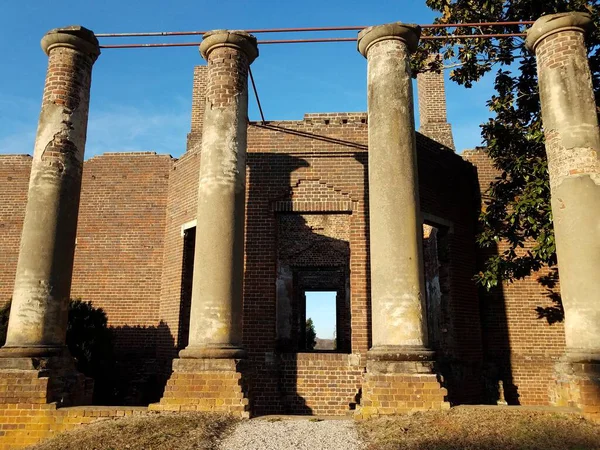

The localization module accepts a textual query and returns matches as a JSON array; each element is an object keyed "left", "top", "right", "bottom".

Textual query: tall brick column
[
  {"left": 355, "top": 23, "right": 447, "bottom": 418},
  {"left": 0, "top": 26, "right": 99, "bottom": 405},
  {"left": 526, "top": 12, "right": 600, "bottom": 420},
  {"left": 153, "top": 30, "right": 258, "bottom": 417}
]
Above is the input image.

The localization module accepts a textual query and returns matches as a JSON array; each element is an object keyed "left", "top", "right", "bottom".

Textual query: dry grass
[
  {"left": 358, "top": 407, "right": 600, "bottom": 450},
  {"left": 28, "top": 412, "right": 238, "bottom": 450}
]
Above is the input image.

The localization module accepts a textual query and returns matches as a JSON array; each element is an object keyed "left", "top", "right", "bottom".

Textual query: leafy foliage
[
  {"left": 67, "top": 299, "right": 114, "bottom": 378},
  {"left": 0, "top": 299, "right": 113, "bottom": 377},
  {"left": 416, "top": 0, "right": 600, "bottom": 289},
  {"left": 0, "top": 302, "right": 10, "bottom": 347},
  {"left": 305, "top": 318, "right": 317, "bottom": 351}
]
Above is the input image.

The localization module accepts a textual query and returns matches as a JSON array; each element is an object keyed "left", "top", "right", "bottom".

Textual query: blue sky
[
  {"left": 306, "top": 292, "right": 337, "bottom": 340},
  {"left": 0, "top": 0, "right": 496, "bottom": 160}
]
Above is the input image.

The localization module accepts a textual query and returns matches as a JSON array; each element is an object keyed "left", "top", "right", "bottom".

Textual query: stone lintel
[
  {"left": 41, "top": 25, "right": 100, "bottom": 60},
  {"left": 525, "top": 12, "right": 593, "bottom": 52},
  {"left": 199, "top": 29, "right": 259, "bottom": 63},
  {"left": 357, "top": 22, "right": 421, "bottom": 57}
]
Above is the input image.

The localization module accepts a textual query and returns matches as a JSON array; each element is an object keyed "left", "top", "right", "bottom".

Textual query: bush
[
  {"left": 67, "top": 299, "right": 114, "bottom": 378},
  {"left": 0, "top": 301, "right": 10, "bottom": 347},
  {"left": 0, "top": 299, "right": 113, "bottom": 378}
]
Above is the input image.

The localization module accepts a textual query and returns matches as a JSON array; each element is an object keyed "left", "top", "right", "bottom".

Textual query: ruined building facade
[
  {"left": 0, "top": 15, "right": 598, "bottom": 434},
  {"left": 0, "top": 57, "right": 565, "bottom": 414}
]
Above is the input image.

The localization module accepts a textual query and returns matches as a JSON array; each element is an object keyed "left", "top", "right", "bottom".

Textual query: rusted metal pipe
[
  {"left": 99, "top": 42, "right": 201, "bottom": 48},
  {"left": 99, "top": 33, "right": 526, "bottom": 49},
  {"left": 249, "top": 67, "right": 265, "bottom": 124},
  {"left": 95, "top": 21, "right": 534, "bottom": 38}
]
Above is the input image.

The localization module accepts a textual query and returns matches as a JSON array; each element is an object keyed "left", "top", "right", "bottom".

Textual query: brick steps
[
  {"left": 356, "top": 373, "right": 449, "bottom": 419},
  {"left": 151, "top": 363, "right": 250, "bottom": 418}
]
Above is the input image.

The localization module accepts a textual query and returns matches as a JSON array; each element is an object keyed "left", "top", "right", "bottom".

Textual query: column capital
[
  {"left": 199, "top": 30, "right": 259, "bottom": 63},
  {"left": 41, "top": 25, "right": 100, "bottom": 61},
  {"left": 357, "top": 22, "right": 421, "bottom": 58},
  {"left": 525, "top": 12, "right": 593, "bottom": 52}
]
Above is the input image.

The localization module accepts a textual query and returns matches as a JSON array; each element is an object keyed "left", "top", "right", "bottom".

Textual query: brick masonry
[
  {"left": 356, "top": 373, "right": 449, "bottom": 419},
  {"left": 0, "top": 58, "right": 577, "bottom": 446},
  {"left": 417, "top": 64, "right": 455, "bottom": 150},
  {"left": 0, "top": 401, "right": 147, "bottom": 450},
  {"left": 149, "top": 359, "right": 250, "bottom": 418},
  {"left": 0, "top": 156, "right": 31, "bottom": 303},
  {"left": 463, "top": 149, "right": 567, "bottom": 406}
]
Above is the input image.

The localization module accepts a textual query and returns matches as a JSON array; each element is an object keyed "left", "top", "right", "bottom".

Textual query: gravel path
[{"left": 219, "top": 417, "right": 365, "bottom": 450}]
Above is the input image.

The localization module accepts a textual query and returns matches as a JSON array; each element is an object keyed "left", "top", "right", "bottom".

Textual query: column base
[
  {"left": 150, "top": 358, "right": 250, "bottom": 418},
  {"left": 366, "top": 345, "right": 435, "bottom": 373},
  {"left": 0, "top": 348, "right": 93, "bottom": 407},
  {"left": 0, "top": 345, "right": 67, "bottom": 359},
  {"left": 356, "top": 346, "right": 448, "bottom": 419},
  {"left": 179, "top": 344, "right": 247, "bottom": 360},
  {"left": 550, "top": 351, "right": 600, "bottom": 422}
]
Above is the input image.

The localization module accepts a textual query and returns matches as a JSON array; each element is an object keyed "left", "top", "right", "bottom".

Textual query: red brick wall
[
  {"left": 71, "top": 152, "right": 172, "bottom": 347},
  {"left": 157, "top": 149, "right": 200, "bottom": 366},
  {"left": 278, "top": 353, "right": 363, "bottom": 415},
  {"left": 0, "top": 152, "right": 172, "bottom": 404},
  {"left": 0, "top": 112, "right": 483, "bottom": 414},
  {"left": 0, "top": 402, "right": 147, "bottom": 450},
  {"left": 463, "top": 148, "right": 566, "bottom": 405},
  {"left": 0, "top": 156, "right": 31, "bottom": 305}
]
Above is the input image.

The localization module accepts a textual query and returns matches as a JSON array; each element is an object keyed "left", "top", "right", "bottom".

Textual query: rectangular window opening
[{"left": 304, "top": 291, "right": 338, "bottom": 352}]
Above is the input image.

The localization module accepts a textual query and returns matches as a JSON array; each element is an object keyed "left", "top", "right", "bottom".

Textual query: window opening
[{"left": 304, "top": 291, "right": 337, "bottom": 351}]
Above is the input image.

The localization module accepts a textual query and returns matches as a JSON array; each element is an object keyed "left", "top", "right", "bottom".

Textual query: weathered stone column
[
  {"left": 358, "top": 23, "right": 432, "bottom": 365},
  {"left": 355, "top": 23, "right": 448, "bottom": 418},
  {"left": 1, "top": 26, "right": 99, "bottom": 358},
  {"left": 526, "top": 12, "right": 600, "bottom": 418},
  {"left": 154, "top": 30, "right": 257, "bottom": 417},
  {"left": 179, "top": 30, "right": 258, "bottom": 360}
]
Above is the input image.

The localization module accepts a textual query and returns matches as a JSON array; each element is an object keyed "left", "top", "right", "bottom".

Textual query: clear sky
[
  {"left": 306, "top": 292, "right": 337, "bottom": 340},
  {"left": 0, "top": 0, "right": 495, "bottom": 160}
]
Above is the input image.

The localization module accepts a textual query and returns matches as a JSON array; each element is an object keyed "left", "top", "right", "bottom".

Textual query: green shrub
[
  {"left": 67, "top": 299, "right": 114, "bottom": 378},
  {"left": 0, "top": 299, "right": 113, "bottom": 378},
  {"left": 0, "top": 301, "right": 10, "bottom": 347}
]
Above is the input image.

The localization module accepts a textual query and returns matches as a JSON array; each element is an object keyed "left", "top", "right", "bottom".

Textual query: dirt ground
[
  {"left": 28, "top": 412, "right": 238, "bottom": 450},
  {"left": 358, "top": 406, "right": 600, "bottom": 450},
  {"left": 28, "top": 406, "right": 600, "bottom": 450}
]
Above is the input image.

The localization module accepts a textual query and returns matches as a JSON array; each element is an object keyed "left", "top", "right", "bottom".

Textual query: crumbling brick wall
[{"left": 0, "top": 63, "right": 567, "bottom": 415}]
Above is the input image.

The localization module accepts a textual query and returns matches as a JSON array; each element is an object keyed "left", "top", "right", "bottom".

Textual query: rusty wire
[
  {"left": 248, "top": 67, "right": 265, "bottom": 124},
  {"left": 97, "top": 20, "right": 532, "bottom": 47},
  {"left": 99, "top": 33, "right": 527, "bottom": 49},
  {"left": 95, "top": 21, "right": 534, "bottom": 38}
]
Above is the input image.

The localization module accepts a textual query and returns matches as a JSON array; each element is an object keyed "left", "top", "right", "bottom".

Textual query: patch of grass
[
  {"left": 358, "top": 407, "right": 600, "bottom": 450},
  {"left": 28, "top": 412, "right": 239, "bottom": 450}
]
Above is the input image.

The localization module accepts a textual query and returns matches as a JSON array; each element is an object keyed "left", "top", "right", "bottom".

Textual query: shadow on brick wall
[
  {"left": 245, "top": 151, "right": 311, "bottom": 414},
  {"left": 245, "top": 140, "right": 368, "bottom": 414},
  {"left": 536, "top": 268, "right": 563, "bottom": 325},
  {"left": 94, "top": 321, "right": 174, "bottom": 406}
]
